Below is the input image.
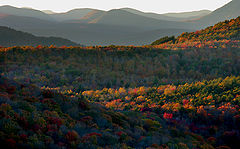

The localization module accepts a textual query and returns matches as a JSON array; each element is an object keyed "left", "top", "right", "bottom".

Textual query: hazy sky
[{"left": 0, "top": 0, "right": 232, "bottom": 13}]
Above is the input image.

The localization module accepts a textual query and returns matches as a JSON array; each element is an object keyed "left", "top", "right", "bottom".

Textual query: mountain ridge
[
  {"left": 0, "top": 26, "right": 80, "bottom": 47},
  {"left": 121, "top": 8, "right": 211, "bottom": 21},
  {"left": 0, "top": 5, "right": 54, "bottom": 21},
  {"left": 163, "top": 10, "right": 211, "bottom": 18},
  {"left": 80, "top": 9, "right": 196, "bottom": 30}
]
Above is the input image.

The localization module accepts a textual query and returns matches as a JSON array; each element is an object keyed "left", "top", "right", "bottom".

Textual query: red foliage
[
  {"left": 0, "top": 92, "right": 9, "bottom": 100},
  {"left": 81, "top": 132, "right": 102, "bottom": 142},
  {"left": 88, "top": 132, "right": 102, "bottom": 137},
  {"left": 36, "top": 45, "right": 43, "bottom": 49},
  {"left": 116, "top": 131, "right": 124, "bottom": 136},
  {"left": 163, "top": 113, "right": 173, "bottom": 120},
  {"left": 207, "top": 137, "right": 216, "bottom": 144},
  {"left": 116, "top": 99, "right": 122, "bottom": 103},
  {"left": 234, "top": 114, "right": 240, "bottom": 119},
  {"left": 182, "top": 99, "right": 189, "bottom": 105},
  {"left": 195, "top": 30, "right": 200, "bottom": 35},
  {"left": 216, "top": 146, "right": 231, "bottom": 149}
]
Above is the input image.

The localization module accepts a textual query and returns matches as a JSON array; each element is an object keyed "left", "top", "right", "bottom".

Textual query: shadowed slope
[{"left": 0, "top": 26, "right": 80, "bottom": 46}]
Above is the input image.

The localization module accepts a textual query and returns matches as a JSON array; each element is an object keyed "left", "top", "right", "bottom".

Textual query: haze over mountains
[
  {"left": 0, "top": 0, "right": 239, "bottom": 46},
  {"left": 163, "top": 10, "right": 211, "bottom": 20},
  {"left": 0, "top": 5, "right": 53, "bottom": 21},
  {"left": 0, "top": 26, "right": 79, "bottom": 47},
  {"left": 74, "top": 9, "right": 195, "bottom": 29},
  {"left": 195, "top": 0, "right": 240, "bottom": 27}
]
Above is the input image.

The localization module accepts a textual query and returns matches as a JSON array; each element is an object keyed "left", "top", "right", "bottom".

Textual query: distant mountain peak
[
  {"left": 42, "top": 10, "right": 56, "bottom": 14},
  {"left": 0, "top": 5, "right": 54, "bottom": 21},
  {"left": 0, "top": 5, "right": 14, "bottom": 8},
  {"left": 21, "top": 7, "right": 33, "bottom": 9},
  {"left": 66, "top": 8, "right": 97, "bottom": 13}
]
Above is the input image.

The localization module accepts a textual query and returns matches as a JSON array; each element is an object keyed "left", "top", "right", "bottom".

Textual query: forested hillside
[
  {"left": 80, "top": 76, "right": 240, "bottom": 149},
  {"left": 0, "top": 72, "right": 239, "bottom": 148},
  {"left": 176, "top": 16, "right": 240, "bottom": 43},
  {"left": 1, "top": 46, "right": 239, "bottom": 90},
  {"left": 0, "top": 1, "right": 240, "bottom": 149},
  {"left": 151, "top": 16, "right": 240, "bottom": 49}
]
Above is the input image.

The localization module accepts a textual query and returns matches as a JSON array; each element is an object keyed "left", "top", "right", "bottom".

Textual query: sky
[{"left": 0, "top": 0, "right": 232, "bottom": 14}]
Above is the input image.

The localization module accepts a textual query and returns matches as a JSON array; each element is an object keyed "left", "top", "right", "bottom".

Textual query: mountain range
[
  {"left": 0, "top": 0, "right": 239, "bottom": 46},
  {"left": 0, "top": 7, "right": 195, "bottom": 45},
  {"left": 0, "top": 5, "right": 52, "bottom": 21}
]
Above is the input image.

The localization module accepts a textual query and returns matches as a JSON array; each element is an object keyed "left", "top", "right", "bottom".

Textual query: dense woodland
[
  {"left": 0, "top": 73, "right": 240, "bottom": 148},
  {"left": 80, "top": 76, "right": 240, "bottom": 148},
  {"left": 0, "top": 46, "right": 239, "bottom": 90}
]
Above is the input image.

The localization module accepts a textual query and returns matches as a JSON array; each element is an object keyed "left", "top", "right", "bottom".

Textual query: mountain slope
[
  {"left": 0, "top": 15, "right": 56, "bottom": 29},
  {"left": 0, "top": 5, "right": 53, "bottom": 21},
  {"left": 0, "top": 26, "right": 80, "bottom": 46},
  {"left": 151, "top": 16, "right": 240, "bottom": 49},
  {"left": 65, "top": 10, "right": 105, "bottom": 23},
  {"left": 152, "top": 16, "right": 240, "bottom": 45},
  {"left": 176, "top": 16, "right": 240, "bottom": 43},
  {"left": 197, "top": 0, "right": 240, "bottom": 27}
]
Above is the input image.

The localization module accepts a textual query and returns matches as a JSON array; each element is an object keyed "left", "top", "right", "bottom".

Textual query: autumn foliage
[
  {"left": 0, "top": 16, "right": 240, "bottom": 149},
  {"left": 151, "top": 16, "right": 240, "bottom": 49}
]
